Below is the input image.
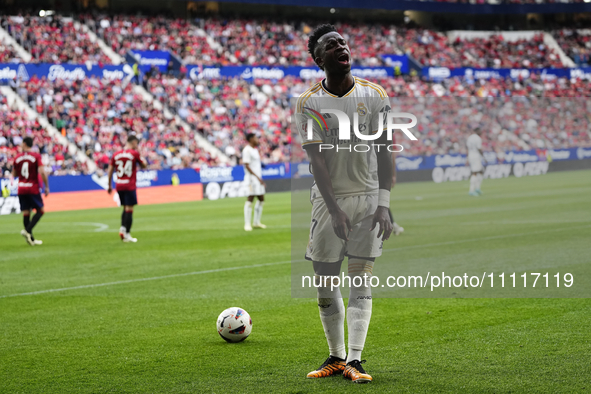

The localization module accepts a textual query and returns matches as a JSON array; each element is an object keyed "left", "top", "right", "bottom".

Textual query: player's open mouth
[{"left": 337, "top": 52, "right": 350, "bottom": 65}]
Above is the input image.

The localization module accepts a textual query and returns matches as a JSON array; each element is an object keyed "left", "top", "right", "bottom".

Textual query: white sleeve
[
  {"left": 370, "top": 96, "right": 390, "bottom": 134},
  {"left": 242, "top": 147, "right": 251, "bottom": 164}
]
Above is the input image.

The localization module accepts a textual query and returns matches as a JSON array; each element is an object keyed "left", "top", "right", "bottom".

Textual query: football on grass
[{"left": 216, "top": 307, "right": 252, "bottom": 343}]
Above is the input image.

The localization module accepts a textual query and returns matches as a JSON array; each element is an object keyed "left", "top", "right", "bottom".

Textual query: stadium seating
[
  {"left": 95, "top": 15, "right": 217, "bottom": 65},
  {"left": 0, "top": 93, "right": 88, "bottom": 176},
  {"left": 0, "top": 37, "right": 22, "bottom": 63},
  {"left": 2, "top": 13, "right": 591, "bottom": 174},
  {"left": 146, "top": 73, "right": 296, "bottom": 163},
  {"left": 5, "top": 15, "right": 585, "bottom": 69},
  {"left": 553, "top": 29, "right": 591, "bottom": 66},
  {"left": 17, "top": 76, "right": 219, "bottom": 171},
  {"left": 2, "top": 15, "right": 111, "bottom": 64}
]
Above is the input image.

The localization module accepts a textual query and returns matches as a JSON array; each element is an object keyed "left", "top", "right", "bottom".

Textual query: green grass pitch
[{"left": 1, "top": 170, "right": 590, "bottom": 393}]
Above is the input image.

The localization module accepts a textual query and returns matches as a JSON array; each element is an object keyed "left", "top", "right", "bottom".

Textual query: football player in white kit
[
  {"left": 296, "top": 24, "right": 393, "bottom": 383},
  {"left": 467, "top": 128, "right": 484, "bottom": 196},
  {"left": 242, "top": 133, "right": 266, "bottom": 231}
]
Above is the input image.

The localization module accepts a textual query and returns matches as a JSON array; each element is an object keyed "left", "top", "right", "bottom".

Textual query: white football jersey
[
  {"left": 295, "top": 77, "right": 390, "bottom": 198},
  {"left": 467, "top": 133, "right": 483, "bottom": 158},
  {"left": 242, "top": 144, "right": 262, "bottom": 182}
]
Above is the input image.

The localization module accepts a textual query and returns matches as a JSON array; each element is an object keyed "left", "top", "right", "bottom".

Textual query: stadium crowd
[
  {"left": 2, "top": 15, "right": 111, "bottom": 64},
  {"left": 0, "top": 93, "right": 88, "bottom": 176},
  {"left": 4, "top": 71, "right": 591, "bottom": 174},
  {"left": 3, "top": 14, "right": 589, "bottom": 69},
  {"left": 1, "top": 14, "right": 591, "bottom": 175},
  {"left": 553, "top": 29, "right": 591, "bottom": 66},
  {"left": 13, "top": 76, "right": 219, "bottom": 172},
  {"left": 0, "top": 37, "right": 22, "bottom": 63}
]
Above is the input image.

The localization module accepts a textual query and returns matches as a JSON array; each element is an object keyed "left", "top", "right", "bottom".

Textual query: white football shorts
[
  {"left": 305, "top": 194, "right": 383, "bottom": 263},
  {"left": 468, "top": 153, "right": 483, "bottom": 172},
  {"left": 246, "top": 178, "right": 265, "bottom": 196}
]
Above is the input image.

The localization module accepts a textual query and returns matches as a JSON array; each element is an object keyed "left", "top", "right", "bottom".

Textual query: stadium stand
[
  {"left": 553, "top": 29, "right": 591, "bottom": 66},
  {"left": 146, "top": 73, "right": 298, "bottom": 163},
  {"left": 2, "top": 15, "right": 111, "bottom": 64},
  {"left": 94, "top": 15, "right": 216, "bottom": 65},
  {"left": 3, "top": 14, "right": 586, "bottom": 68},
  {"left": 2, "top": 12, "right": 591, "bottom": 174},
  {"left": 0, "top": 37, "right": 22, "bottom": 63},
  {"left": 16, "top": 76, "right": 219, "bottom": 171},
  {"left": 0, "top": 92, "right": 88, "bottom": 176}
]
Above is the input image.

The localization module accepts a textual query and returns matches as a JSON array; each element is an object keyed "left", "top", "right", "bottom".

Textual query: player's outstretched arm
[
  {"left": 371, "top": 133, "right": 393, "bottom": 241},
  {"left": 306, "top": 146, "right": 351, "bottom": 241},
  {"left": 106, "top": 164, "right": 114, "bottom": 194}
]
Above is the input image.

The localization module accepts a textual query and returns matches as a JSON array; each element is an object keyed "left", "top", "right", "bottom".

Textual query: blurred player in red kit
[
  {"left": 12, "top": 137, "right": 49, "bottom": 246},
  {"left": 106, "top": 135, "right": 147, "bottom": 243}
]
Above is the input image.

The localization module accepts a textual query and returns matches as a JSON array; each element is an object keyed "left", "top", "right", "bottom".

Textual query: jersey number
[
  {"left": 21, "top": 162, "right": 29, "bottom": 178},
  {"left": 115, "top": 160, "right": 133, "bottom": 177}
]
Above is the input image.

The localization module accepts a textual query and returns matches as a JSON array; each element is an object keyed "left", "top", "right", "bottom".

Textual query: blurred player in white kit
[
  {"left": 467, "top": 128, "right": 484, "bottom": 196},
  {"left": 242, "top": 133, "right": 266, "bottom": 231}
]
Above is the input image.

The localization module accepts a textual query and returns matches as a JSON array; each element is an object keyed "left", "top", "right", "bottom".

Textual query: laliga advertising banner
[
  {"left": 202, "top": 163, "right": 289, "bottom": 200},
  {"left": 187, "top": 65, "right": 396, "bottom": 81},
  {"left": 423, "top": 66, "right": 591, "bottom": 81},
  {"left": 380, "top": 54, "right": 409, "bottom": 73},
  {"left": 292, "top": 147, "right": 591, "bottom": 184},
  {"left": 425, "top": 147, "right": 590, "bottom": 183},
  {"left": 129, "top": 50, "right": 170, "bottom": 72},
  {"left": 0, "top": 63, "right": 134, "bottom": 81},
  {"left": 0, "top": 178, "right": 20, "bottom": 215}
]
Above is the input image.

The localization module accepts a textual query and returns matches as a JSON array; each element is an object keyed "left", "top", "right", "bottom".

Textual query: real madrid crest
[{"left": 357, "top": 102, "right": 367, "bottom": 116}]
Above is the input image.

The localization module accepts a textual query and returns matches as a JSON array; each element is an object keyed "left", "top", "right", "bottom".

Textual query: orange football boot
[
  {"left": 343, "top": 360, "right": 372, "bottom": 383},
  {"left": 306, "top": 356, "right": 346, "bottom": 378}
]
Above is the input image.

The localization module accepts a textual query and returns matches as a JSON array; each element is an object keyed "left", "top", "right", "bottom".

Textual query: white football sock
[
  {"left": 469, "top": 174, "right": 477, "bottom": 193},
  {"left": 244, "top": 201, "right": 252, "bottom": 227},
  {"left": 476, "top": 174, "right": 484, "bottom": 191},
  {"left": 253, "top": 200, "right": 264, "bottom": 225},
  {"left": 317, "top": 276, "right": 346, "bottom": 360},
  {"left": 346, "top": 258, "right": 373, "bottom": 363}
]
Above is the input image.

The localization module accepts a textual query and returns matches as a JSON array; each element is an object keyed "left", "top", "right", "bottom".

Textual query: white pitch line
[
  {"left": 0, "top": 261, "right": 291, "bottom": 299},
  {"left": 74, "top": 222, "right": 109, "bottom": 232},
  {"left": 3, "top": 224, "right": 589, "bottom": 299}
]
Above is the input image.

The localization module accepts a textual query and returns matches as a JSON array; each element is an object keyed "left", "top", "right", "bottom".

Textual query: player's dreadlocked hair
[{"left": 308, "top": 24, "right": 337, "bottom": 69}]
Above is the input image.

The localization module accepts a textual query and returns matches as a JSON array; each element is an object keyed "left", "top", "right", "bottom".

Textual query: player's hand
[
  {"left": 259, "top": 178, "right": 266, "bottom": 187},
  {"left": 44, "top": 187, "right": 50, "bottom": 197},
  {"left": 391, "top": 175, "right": 396, "bottom": 188},
  {"left": 107, "top": 186, "right": 113, "bottom": 195},
  {"left": 371, "top": 206, "right": 393, "bottom": 241},
  {"left": 330, "top": 208, "right": 352, "bottom": 241}
]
